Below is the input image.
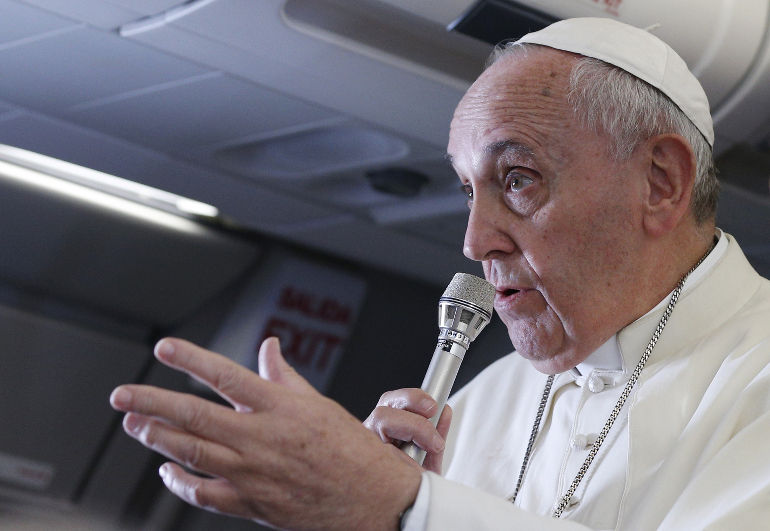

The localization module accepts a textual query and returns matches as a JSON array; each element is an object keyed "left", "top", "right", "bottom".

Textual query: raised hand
[
  {"left": 364, "top": 389, "right": 452, "bottom": 474},
  {"left": 110, "top": 337, "right": 422, "bottom": 531}
]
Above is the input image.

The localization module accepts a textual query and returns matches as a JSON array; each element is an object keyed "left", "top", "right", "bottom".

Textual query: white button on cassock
[
  {"left": 587, "top": 374, "right": 606, "bottom": 393},
  {"left": 571, "top": 434, "right": 589, "bottom": 449}
]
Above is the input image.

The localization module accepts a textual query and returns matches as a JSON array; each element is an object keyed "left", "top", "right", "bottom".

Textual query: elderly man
[{"left": 111, "top": 18, "right": 770, "bottom": 531}]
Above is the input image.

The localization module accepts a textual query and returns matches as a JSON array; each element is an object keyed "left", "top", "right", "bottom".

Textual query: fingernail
[
  {"left": 111, "top": 387, "right": 132, "bottom": 408},
  {"left": 124, "top": 413, "right": 141, "bottom": 433},
  {"left": 421, "top": 399, "right": 436, "bottom": 414},
  {"left": 155, "top": 339, "right": 175, "bottom": 359},
  {"left": 159, "top": 464, "right": 168, "bottom": 478},
  {"left": 433, "top": 434, "right": 445, "bottom": 452}
]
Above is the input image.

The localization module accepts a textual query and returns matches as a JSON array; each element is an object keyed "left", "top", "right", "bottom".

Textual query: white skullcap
[{"left": 517, "top": 17, "right": 714, "bottom": 147}]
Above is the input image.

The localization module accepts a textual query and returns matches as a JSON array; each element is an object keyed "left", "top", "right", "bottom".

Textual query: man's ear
[{"left": 642, "top": 134, "right": 697, "bottom": 237}]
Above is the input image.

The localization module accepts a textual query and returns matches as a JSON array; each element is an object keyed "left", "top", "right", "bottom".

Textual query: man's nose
[{"left": 463, "top": 197, "right": 516, "bottom": 261}]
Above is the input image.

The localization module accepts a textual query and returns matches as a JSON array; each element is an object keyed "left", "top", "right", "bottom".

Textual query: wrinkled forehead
[{"left": 448, "top": 49, "right": 577, "bottom": 159}]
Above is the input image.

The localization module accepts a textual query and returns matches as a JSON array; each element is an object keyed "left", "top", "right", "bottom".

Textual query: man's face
[{"left": 448, "top": 48, "right": 647, "bottom": 374}]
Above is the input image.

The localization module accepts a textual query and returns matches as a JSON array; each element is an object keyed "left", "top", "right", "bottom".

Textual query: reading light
[{"left": 0, "top": 144, "right": 219, "bottom": 233}]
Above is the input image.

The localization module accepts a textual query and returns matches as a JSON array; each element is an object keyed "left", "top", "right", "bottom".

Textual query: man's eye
[
  {"left": 460, "top": 184, "right": 473, "bottom": 200},
  {"left": 509, "top": 173, "right": 534, "bottom": 192}
]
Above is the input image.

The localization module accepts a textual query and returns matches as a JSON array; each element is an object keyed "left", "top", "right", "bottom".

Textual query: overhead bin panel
[
  {"left": 0, "top": 305, "right": 148, "bottom": 502},
  {"left": 377, "top": 0, "right": 770, "bottom": 125},
  {"left": 502, "top": 0, "right": 769, "bottom": 112},
  {"left": 713, "top": 20, "right": 770, "bottom": 147}
]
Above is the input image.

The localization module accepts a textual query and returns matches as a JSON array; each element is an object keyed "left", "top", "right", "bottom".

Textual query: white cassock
[{"left": 404, "top": 231, "right": 770, "bottom": 530}]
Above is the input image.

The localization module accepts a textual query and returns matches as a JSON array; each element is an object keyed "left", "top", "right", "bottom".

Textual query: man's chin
[
  {"left": 525, "top": 355, "right": 575, "bottom": 375},
  {"left": 507, "top": 327, "right": 572, "bottom": 374},
  {"left": 513, "top": 340, "right": 584, "bottom": 375}
]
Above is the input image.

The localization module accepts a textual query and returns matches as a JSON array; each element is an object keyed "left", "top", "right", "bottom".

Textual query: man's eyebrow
[
  {"left": 444, "top": 141, "right": 533, "bottom": 168},
  {"left": 485, "top": 140, "right": 534, "bottom": 159}
]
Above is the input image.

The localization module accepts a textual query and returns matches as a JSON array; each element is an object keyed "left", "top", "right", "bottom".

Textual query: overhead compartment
[
  {"left": 376, "top": 0, "right": 770, "bottom": 150},
  {"left": 0, "top": 305, "right": 149, "bottom": 504}
]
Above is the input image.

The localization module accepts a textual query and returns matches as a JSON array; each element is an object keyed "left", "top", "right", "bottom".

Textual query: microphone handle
[{"left": 401, "top": 339, "right": 467, "bottom": 465}]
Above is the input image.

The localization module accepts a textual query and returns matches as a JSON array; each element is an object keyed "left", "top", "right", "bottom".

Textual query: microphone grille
[{"left": 442, "top": 273, "right": 495, "bottom": 315}]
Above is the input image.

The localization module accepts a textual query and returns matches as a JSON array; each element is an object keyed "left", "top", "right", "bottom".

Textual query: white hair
[{"left": 488, "top": 43, "right": 719, "bottom": 224}]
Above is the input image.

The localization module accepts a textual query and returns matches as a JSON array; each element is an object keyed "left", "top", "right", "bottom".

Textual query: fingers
[
  {"left": 376, "top": 388, "right": 438, "bottom": 418},
  {"left": 365, "top": 405, "right": 445, "bottom": 454},
  {"left": 153, "top": 338, "right": 276, "bottom": 411},
  {"left": 257, "top": 337, "right": 317, "bottom": 396},
  {"left": 365, "top": 389, "right": 442, "bottom": 451},
  {"left": 111, "top": 385, "right": 241, "bottom": 443},
  {"left": 435, "top": 403, "right": 452, "bottom": 440},
  {"left": 365, "top": 389, "right": 453, "bottom": 474},
  {"left": 423, "top": 405, "right": 452, "bottom": 474},
  {"left": 159, "top": 462, "right": 250, "bottom": 518},
  {"left": 121, "top": 412, "right": 240, "bottom": 476}
]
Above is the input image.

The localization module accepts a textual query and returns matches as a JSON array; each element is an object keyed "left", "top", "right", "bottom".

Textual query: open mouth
[{"left": 501, "top": 288, "right": 521, "bottom": 297}]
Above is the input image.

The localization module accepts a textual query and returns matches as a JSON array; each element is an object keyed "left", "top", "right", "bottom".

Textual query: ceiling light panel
[
  {"left": 0, "top": 113, "right": 346, "bottom": 232},
  {"left": 0, "top": 170, "right": 261, "bottom": 325},
  {"left": 0, "top": 143, "right": 219, "bottom": 219},
  {"left": 0, "top": 158, "right": 207, "bottom": 234}
]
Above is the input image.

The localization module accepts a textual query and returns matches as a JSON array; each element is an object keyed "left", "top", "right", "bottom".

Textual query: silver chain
[
  {"left": 508, "top": 373, "right": 554, "bottom": 504},
  {"left": 552, "top": 274, "right": 685, "bottom": 517},
  {"left": 509, "top": 245, "right": 713, "bottom": 517}
]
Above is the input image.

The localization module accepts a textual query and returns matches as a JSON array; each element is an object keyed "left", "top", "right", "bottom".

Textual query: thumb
[{"left": 257, "top": 337, "right": 317, "bottom": 396}]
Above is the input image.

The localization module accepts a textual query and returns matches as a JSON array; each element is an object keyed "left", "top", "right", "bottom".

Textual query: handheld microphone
[{"left": 402, "top": 273, "right": 495, "bottom": 465}]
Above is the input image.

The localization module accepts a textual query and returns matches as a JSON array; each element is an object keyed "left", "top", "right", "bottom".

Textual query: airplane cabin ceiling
[
  {"left": 0, "top": 0, "right": 768, "bottom": 286},
  {"left": 0, "top": 0, "right": 491, "bottom": 286}
]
